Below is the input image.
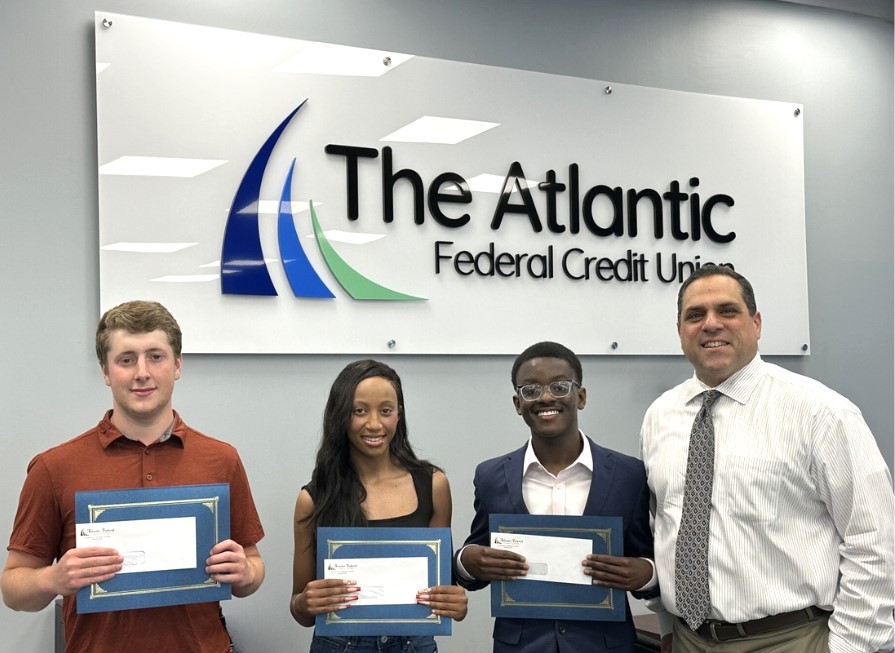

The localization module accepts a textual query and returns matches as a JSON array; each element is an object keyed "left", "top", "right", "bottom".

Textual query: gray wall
[{"left": 1, "top": 1, "right": 891, "bottom": 651}]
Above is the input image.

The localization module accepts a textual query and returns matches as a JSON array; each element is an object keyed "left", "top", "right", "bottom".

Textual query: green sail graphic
[{"left": 309, "top": 201, "right": 427, "bottom": 301}]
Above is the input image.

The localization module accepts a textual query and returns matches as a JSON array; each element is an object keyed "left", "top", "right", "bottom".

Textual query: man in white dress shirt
[{"left": 641, "top": 265, "right": 894, "bottom": 652}]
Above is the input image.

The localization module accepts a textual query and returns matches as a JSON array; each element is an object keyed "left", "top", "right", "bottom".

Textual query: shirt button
[
  {"left": 144, "top": 449, "right": 151, "bottom": 455},
  {"left": 146, "top": 474, "right": 153, "bottom": 481},
  {"left": 379, "top": 635, "right": 388, "bottom": 643}
]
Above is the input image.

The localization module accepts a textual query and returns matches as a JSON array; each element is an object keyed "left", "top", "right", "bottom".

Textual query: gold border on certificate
[
  {"left": 322, "top": 537, "right": 443, "bottom": 626},
  {"left": 495, "top": 525, "right": 615, "bottom": 612},
  {"left": 85, "top": 496, "right": 222, "bottom": 601}
]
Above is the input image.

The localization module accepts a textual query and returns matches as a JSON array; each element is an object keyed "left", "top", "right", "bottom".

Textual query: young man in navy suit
[{"left": 454, "top": 341, "right": 658, "bottom": 653}]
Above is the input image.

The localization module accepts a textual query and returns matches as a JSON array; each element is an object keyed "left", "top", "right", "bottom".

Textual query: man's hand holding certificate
[
  {"left": 487, "top": 514, "right": 626, "bottom": 621},
  {"left": 490, "top": 532, "right": 591, "bottom": 585}
]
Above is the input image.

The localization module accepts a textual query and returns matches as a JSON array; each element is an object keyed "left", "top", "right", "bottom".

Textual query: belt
[{"left": 691, "top": 606, "right": 831, "bottom": 642}]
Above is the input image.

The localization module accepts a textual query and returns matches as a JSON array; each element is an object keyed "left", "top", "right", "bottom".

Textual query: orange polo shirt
[{"left": 7, "top": 411, "right": 264, "bottom": 653}]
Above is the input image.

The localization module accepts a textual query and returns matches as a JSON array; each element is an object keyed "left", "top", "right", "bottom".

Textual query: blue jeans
[{"left": 310, "top": 635, "right": 437, "bottom": 653}]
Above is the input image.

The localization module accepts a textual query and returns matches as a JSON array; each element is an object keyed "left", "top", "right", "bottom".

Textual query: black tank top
[{"left": 304, "top": 466, "right": 434, "bottom": 527}]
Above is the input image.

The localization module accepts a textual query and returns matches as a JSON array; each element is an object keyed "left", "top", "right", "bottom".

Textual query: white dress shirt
[
  {"left": 521, "top": 430, "right": 594, "bottom": 516},
  {"left": 640, "top": 354, "right": 895, "bottom": 653}
]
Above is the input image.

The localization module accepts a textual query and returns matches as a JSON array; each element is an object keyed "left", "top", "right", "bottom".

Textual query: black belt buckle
[{"left": 708, "top": 620, "right": 747, "bottom": 641}]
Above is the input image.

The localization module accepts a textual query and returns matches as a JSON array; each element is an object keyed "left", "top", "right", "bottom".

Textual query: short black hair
[
  {"left": 511, "top": 341, "right": 583, "bottom": 386},
  {"left": 677, "top": 265, "right": 757, "bottom": 321}
]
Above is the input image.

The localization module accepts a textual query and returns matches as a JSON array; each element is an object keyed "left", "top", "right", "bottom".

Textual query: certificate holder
[
  {"left": 489, "top": 514, "right": 625, "bottom": 622},
  {"left": 74, "top": 484, "right": 231, "bottom": 614},
  {"left": 315, "top": 527, "right": 452, "bottom": 636}
]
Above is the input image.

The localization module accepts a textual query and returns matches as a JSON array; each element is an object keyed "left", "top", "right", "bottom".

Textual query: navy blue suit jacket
[{"left": 454, "top": 435, "right": 657, "bottom": 653}]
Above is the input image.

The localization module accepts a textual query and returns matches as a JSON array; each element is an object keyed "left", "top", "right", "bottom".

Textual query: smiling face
[
  {"left": 348, "top": 376, "right": 400, "bottom": 461},
  {"left": 102, "top": 329, "right": 182, "bottom": 429},
  {"left": 513, "top": 357, "right": 586, "bottom": 443},
  {"left": 678, "top": 274, "right": 762, "bottom": 387}
]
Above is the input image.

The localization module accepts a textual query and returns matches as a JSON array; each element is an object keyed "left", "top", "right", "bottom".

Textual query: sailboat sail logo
[{"left": 220, "top": 100, "right": 424, "bottom": 301}]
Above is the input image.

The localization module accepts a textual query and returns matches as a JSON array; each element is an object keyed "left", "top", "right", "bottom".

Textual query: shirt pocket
[{"left": 717, "top": 455, "right": 783, "bottom": 522}]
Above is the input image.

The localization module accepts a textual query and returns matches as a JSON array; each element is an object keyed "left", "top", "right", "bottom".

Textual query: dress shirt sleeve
[
  {"left": 454, "top": 545, "right": 476, "bottom": 581},
  {"left": 627, "top": 461, "right": 660, "bottom": 601},
  {"left": 636, "top": 558, "right": 657, "bottom": 591},
  {"left": 646, "top": 597, "right": 676, "bottom": 637},
  {"left": 813, "top": 407, "right": 895, "bottom": 653}
]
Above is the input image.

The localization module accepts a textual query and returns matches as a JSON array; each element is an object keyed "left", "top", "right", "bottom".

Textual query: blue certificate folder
[
  {"left": 74, "top": 484, "right": 231, "bottom": 614},
  {"left": 315, "top": 527, "right": 453, "bottom": 636},
  {"left": 489, "top": 514, "right": 625, "bottom": 622}
]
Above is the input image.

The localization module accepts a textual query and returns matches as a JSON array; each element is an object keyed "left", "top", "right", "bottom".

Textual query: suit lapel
[
  {"left": 584, "top": 436, "right": 615, "bottom": 515},
  {"left": 503, "top": 445, "right": 529, "bottom": 514}
]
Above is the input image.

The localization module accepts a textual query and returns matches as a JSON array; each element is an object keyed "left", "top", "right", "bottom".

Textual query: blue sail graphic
[
  {"left": 220, "top": 100, "right": 307, "bottom": 295},
  {"left": 278, "top": 160, "right": 334, "bottom": 298}
]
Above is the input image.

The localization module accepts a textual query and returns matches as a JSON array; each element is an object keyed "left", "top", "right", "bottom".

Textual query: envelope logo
[
  {"left": 80, "top": 526, "right": 113, "bottom": 537},
  {"left": 328, "top": 562, "right": 357, "bottom": 571}
]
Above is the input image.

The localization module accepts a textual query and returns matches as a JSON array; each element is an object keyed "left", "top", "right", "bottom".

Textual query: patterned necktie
[{"left": 675, "top": 389, "right": 722, "bottom": 631}]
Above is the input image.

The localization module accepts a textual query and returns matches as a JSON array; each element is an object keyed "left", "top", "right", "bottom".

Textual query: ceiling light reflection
[
  {"left": 274, "top": 43, "right": 412, "bottom": 77},
  {"left": 466, "top": 173, "right": 538, "bottom": 193},
  {"left": 237, "top": 200, "right": 318, "bottom": 215},
  {"left": 152, "top": 275, "right": 220, "bottom": 283},
  {"left": 307, "top": 230, "right": 385, "bottom": 245},
  {"left": 99, "top": 156, "right": 227, "bottom": 178},
  {"left": 381, "top": 116, "right": 499, "bottom": 145},
  {"left": 201, "top": 258, "right": 277, "bottom": 268},
  {"left": 102, "top": 242, "right": 197, "bottom": 253}
]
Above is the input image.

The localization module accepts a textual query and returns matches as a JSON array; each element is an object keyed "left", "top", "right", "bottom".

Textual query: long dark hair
[{"left": 305, "top": 359, "right": 437, "bottom": 528}]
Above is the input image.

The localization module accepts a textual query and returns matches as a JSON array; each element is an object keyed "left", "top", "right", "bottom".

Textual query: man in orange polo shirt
[{"left": 2, "top": 300, "right": 265, "bottom": 653}]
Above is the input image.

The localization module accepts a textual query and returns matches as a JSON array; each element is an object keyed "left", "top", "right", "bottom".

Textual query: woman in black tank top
[{"left": 290, "top": 360, "right": 467, "bottom": 652}]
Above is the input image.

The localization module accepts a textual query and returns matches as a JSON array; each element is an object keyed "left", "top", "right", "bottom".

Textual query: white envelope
[
  {"left": 490, "top": 531, "right": 592, "bottom": 585},
  {"left": 323, "top": 556, "right": 428, "bottom": 606},
  {"left": 75, "top": 517, "right": 197, "bottom": 574}
]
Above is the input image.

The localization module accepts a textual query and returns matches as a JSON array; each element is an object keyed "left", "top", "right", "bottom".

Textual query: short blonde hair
[{"left": 96, "top": 300, "right": 182, "bottom": 366}]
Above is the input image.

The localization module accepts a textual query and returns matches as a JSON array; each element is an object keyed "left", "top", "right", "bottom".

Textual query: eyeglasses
[{"left": 514, "top": 380, "right": 580, "bottom": 402}]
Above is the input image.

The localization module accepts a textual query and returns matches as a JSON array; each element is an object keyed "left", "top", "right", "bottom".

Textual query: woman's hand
[
  {"left": 416, "top": 584, "right": 468, "bottom": 621},
  {"left": 291, "top": 578, "right": 359, "bottom": 620}
]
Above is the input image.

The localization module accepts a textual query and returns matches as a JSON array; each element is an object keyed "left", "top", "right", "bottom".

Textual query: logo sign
[
  {"left": 220, "top": 101, "right": 423, "bottom": 302},
  {"left": 96, "top": 13, "right": 808, "bottom": 355}
]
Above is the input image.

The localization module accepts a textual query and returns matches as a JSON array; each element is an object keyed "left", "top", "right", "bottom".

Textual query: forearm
[
  {"left": 820, "top": 420, "right": 895, "bottom": 652},
  {"left": 646, "top": 598, "right": 676, "bottom": 637},
  {"left": 454, "top": 546, "right": 488, "bottom": 590},
  {"left": 829, "top": 628, "right": 895, "bottom": 653},
  {"left": 232, "top": 554, "right": 265, "bottom": 598},
  {"left": 1, "top": 566, "right": 59, "bottom": 612},
  {"left": 455, "top": 493, "right": 491, "bottom": 591},
  {"left": 457, "top": 481, "right": 492, "bottom": 567},
  {"left": 827, "top": 558, "right": 895, "bottom": 653}
]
